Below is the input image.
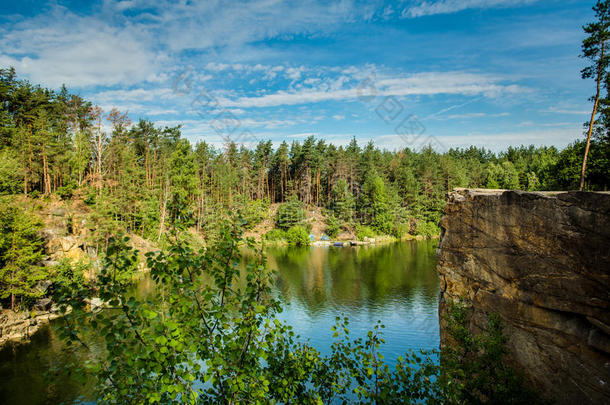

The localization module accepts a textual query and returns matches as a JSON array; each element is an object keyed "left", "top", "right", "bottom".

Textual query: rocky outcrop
[
  {"left": 0, "top": 310, "right": 62, "bottom": 345},
  {"left": 437, "top": 188, "right": 610, "bottom": 404}
]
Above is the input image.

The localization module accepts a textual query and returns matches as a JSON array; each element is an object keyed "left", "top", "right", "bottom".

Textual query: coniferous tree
[
  {"left": 0, "top": 202, "right": 46, "bottom": 310},
  {"left": 580, "top": 0, "right": 610, "bottom": 190}
]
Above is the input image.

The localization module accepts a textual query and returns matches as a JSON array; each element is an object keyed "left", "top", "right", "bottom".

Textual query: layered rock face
[
  {"left": 437, "top": 189, "right": 610, "bottom": 404},
  {"left": 0, "top": 310, "right": 61, "bottom": 346}
]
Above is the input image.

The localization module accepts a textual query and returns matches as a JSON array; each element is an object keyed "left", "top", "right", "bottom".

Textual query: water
[{"left": 0, "top": 240, "right": 439, "bottom": 404}]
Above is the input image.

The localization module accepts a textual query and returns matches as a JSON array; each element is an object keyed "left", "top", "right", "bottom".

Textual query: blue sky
[{"left": 0, "top": 0, "right": 595, "bottom": 151}]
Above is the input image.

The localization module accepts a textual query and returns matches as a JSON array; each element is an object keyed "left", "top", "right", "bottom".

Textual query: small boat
[{"left": 333, "top": 242, "right": 345, "bottom": 247}]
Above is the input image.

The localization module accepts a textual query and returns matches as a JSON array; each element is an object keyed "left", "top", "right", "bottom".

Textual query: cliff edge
[{"left": 437, "top": 188, "right": 610, "bottom": 404}]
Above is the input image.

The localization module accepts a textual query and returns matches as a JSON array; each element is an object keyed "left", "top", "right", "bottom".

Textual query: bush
[
  {"left": 325, "top": 214, "right": 340, "bottom": 238},
  {"left": 285, "top": 225, "right": 310, "bottom": 246},
  {"left": 52, "top": 258, "right": 88, "bottom": 285},
  {"left": 84, "top": 192, "right": 96, "bottom": 206},
  {"left": 263, "top": 228, "right": 286, "bottom": 242},
  {"left": 275, "top": 196, "right": 305, "bottom": 230},
  {"left": 391, "top": 222, "right": 410, "bottom": 238},
  {"left": 56, "top": 182, "right": 77, "bottom": 200},
  {"left": 440, "top": 303, "right": 543, "bottom": 404},
  {"left": 415, "top": 221, "right": 440, "bottom": 237},
  {"left": 243, "top": 199, "right": 269, "bottom": 230},
  {"left": 0, "top": 150, "right": 23, "bottom": 195},
  {"left": 355, "top": 225, "right": 376, "bottom": 241}
]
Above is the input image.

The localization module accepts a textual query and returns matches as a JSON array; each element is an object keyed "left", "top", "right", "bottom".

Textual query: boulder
[{"left": 34, "top": 298, "right": 52, "bottom": 311}]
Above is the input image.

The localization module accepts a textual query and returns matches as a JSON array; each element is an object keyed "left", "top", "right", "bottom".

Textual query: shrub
[
  {"left": 391, "top": 222, "right": 410, "bottom": 238},
  {"left": 275, "top": 196, "right": 305, "bottom": 230},
  {"left": 0, "top": 150, "right": 23, "bottom": 195},
  {"left": 355, "top": 224, "right": 376, "bottom": 241},
  {"left": 84, "top": 192, "right": 96, "bottom": 206},
  {"left": 440, "top": 302, "right": 543, "bottom": 404},
  {"left": 285, "top": 225, "right": 310, "bottom": 246},
  {"left": 325, "top": 214, "right": 340, "bottom": 238},
  {"left": 263, "top": 228, "right": 286, "bottom": 242},
  {"left": 243, "top": 199, "right": 269, "bottom": 230},
  {"left": 56, "top": 182, "right": 77, "bottom": 200},
  {"left": 415, "top": 221, "right": 440, "bottom": 237},
  {"left": 53, "top": 258, "right": 88, "bottom": 285}
]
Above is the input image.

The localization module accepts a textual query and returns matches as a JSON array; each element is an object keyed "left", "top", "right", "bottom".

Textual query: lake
[{"left": 0, "top": 240, "right": 439, "bottom": 404}]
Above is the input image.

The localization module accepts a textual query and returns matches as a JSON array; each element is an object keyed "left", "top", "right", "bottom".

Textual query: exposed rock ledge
[
  {"left": 0, "top": 310, "right": 62, "bottom": 346},
  {"left": 437, "top": 188, "right": 610, "bottom": 404}
]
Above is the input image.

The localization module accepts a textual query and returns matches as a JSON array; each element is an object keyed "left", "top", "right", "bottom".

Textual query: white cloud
[
  {"left": 0, "top": 7, "right": 160, "bottom": 88},
  {"left": 541, "top": 106, "right": 590, "bottom": 115},
  {"left": 332, "top": 114, "right": 345, "bottom": 120},
  {"left": 0, "top": 1, "right": 372, "bottom": 89},
  {"left": 403, "top": 0, "right": 538, "bottom": 18},
  {"left": 152, "top": 0, "right": 362, "bottom": 52},
  {"left": 215, "top": 71, "right": 524, "bottom": 108},
  {"left": 144, "top": 109, "right": 179, "bottom": 116},
  {"left": 370, "top": 125, "right": 580, "bottom": 152},
  {"left": 93, "top": 88, "right": 177, "bottom": 103},
  {"left": 435, "top": 112, "right": 510, "bottom": 120}
]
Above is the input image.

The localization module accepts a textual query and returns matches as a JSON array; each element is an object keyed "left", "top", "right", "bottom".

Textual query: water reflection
[
  {"left": 269, "top": 241, "right": 440, "bottom": 362},
  {"left": 0, "top": 240, "right": 439, "bottom": 404}
]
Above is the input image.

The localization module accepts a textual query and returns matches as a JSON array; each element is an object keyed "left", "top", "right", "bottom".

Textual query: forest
[
  {"left": 1, "top": 0, "right": 610, "bottom": 401},
  {"left": 0, "top": 65, "right": 609, "bottom": 311},
  {"left": 1, "top": 67, "right": 608, "bottom": 242}
]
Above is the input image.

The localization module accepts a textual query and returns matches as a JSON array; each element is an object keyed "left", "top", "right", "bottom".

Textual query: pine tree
[
  {"left": 0, "top": 202, "right": 46, "bottom": 310},
  {"left": 580, "top": 0, "right": 610, "bottom": 190}
]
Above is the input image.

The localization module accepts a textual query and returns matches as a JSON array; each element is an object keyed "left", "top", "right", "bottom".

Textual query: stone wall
[{"left": 437, "top": 188, "right": 610, "bottom": 404}]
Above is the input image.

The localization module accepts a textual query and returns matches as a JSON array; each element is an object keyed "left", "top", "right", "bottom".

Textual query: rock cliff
[{"left": 437, "top": 188, "right": 610, "bottom": 404}]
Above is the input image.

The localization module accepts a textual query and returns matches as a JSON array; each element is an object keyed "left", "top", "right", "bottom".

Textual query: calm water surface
[{"left": 0, "top": 240, "right": 439, "bottom": 404}]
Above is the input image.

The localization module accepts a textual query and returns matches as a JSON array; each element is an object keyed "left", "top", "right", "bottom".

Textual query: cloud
[
  {"left": 0, "top": 6, "right": 160, "bottom": 88},
  {"left": 93, "top": 88, "right": 177, "bottom": 103},
  {"left": 152, "top": 0, "right": 363, "bottom": 52},
  {"left": 215, "top": 71, "right": 524, "bottom": 108},
  {"left": 541, "top": 106, "right": 590, "bottom": 115},
  {"left": 0, "top": 1, "right": 374, "bottom": 89},
  {"left": 433, "top": 112, "right": 510, "bottom": 120},
  {"left": 369, "top": 125, "right": 580, "bottom": 151},
  {"left": 403, "top": 0, "right": 538, "bottom": 18}
]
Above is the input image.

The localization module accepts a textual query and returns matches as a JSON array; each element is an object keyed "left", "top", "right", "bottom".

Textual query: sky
[{"left": 0, "top": 0, "right": 596, "bottom": 152}]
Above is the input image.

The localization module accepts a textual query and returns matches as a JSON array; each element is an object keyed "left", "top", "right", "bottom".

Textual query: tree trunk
[
  {"left": 581, "top": 41, "right": 605, "bottom": 191},
  {"left": 42, "top": 142, "right": 51, "bottom": 195},
  {"left": 158, "top": 179, "right": 169, "bottom": 241}
]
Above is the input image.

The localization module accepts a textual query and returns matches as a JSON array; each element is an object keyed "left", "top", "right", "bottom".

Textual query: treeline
[{"left": 1, "top": 67, "right": 609, "bottom": 244}]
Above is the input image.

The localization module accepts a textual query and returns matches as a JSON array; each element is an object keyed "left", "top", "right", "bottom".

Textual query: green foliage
[
  {"left": 391, "top": 222, "right": 410, "bottom": 239},
  {"left": 359, "top": 170, "right": 393, "bottom": 235},
  {"left": 56, "top": 182, "right": 77, "bottom": 200},
  {"left": 0, "top": 199, "right": 47, "bottom": 310},
  {"left": 415, "top": 221, "right": 440, "bottom": 237},
  {"left": 53, "top": 220, "right": 543, "bottom": 404},
  {"left": 486, "top": 161, "right": 520, "bottom": 189},
  {"left": 242, "top": 199, "right": 269, "bottom": 230},
  {"left": 330, "top": 179, "right": 355, "bottom": 223},
  {"left": 52, "top": 257, "right": 88, "bottom": 286},
  {"left": 324, "top": 213, "right": 341, "bottom": 238},
  {"left": 263, "top": 228, "right": 286, "bottom": 242},
  {"left": 440, "top": 302, "right": 544, "bottom": 404},
  {"left": 355, "top": 224, "right": 376, "bottom": 241},
  {"left": 0, "top": 150, "right": 23, "bottom": 194},
  {"left": 285, "top": 225, "right": 311, "bottom": 246},
  {"left": 275, "top": 195, "right": 305, "bottom": 230}
]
